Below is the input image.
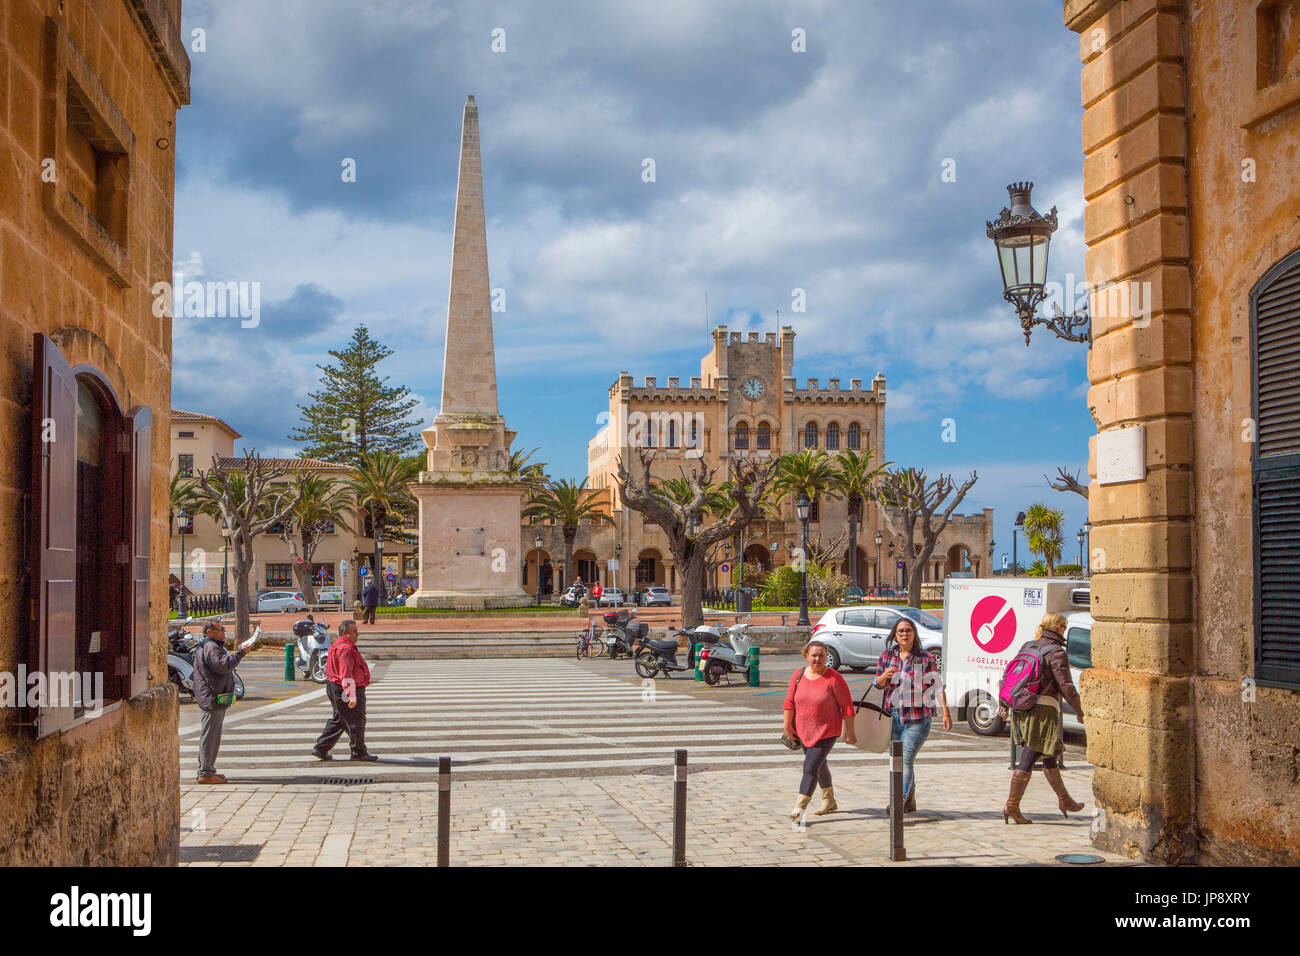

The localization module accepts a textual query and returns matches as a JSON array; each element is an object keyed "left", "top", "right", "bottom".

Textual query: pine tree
[{"left": 289, "top": 325, "right": 423, "bottom": 465}]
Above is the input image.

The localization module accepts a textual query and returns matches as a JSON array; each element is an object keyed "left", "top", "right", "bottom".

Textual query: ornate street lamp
[
  {"left": 874, "top": 530, "right": 883, "bottom": 589},
  {"left": 376, "top": 533, "right": 385, "bottom": 604},
  {"left": 1077, "top": 528, "right": 1086, "bottom": 569},
  {"left": 535, "top": 532, "right": 544, "bottom": 606},
  {"left": 176, "top": 508, "right": 192, "bottom": 617},
  {"left": 220, "top": 519, "right": 231, "bottom": 606},
  {"left": 796, "top": 495, "right": 811, "bottom": 626},
  {"left": 988, "top": 538, "right": 996, "bottom": 577},
  {"left": 987, "top": 181, "right": 1089, "bottom": 346}
]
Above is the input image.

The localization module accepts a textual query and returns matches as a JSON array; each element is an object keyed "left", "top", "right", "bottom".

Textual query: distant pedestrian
[
  {"left": 874, "top": 616, "right": 951, "bottom": 812},
  {"left": 782, "top": 640, "right": 856, "bottom": 820},
  {"left": 592, "top": 582, "right": 603, "bottom": 604},
  {"left": 1001, "top": 611, "right": 1085, "bottom": 824},
  {"left": 362, "top": 580, "right": 379, "bottom": 625},
  {"left": 193, "top": 621, "right": 247, "bottom": 784},
  {"left": 313, "top": 620, "right": 377, "bottom": 762}
]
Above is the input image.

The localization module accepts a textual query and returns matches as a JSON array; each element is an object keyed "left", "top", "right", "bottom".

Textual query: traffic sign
[
  {"left": 896, "top": 560, "right": 904, "bottom": 570},
  {"left": 359, "top": 567, "right": 369, "bottom": 577},
  {"left": 386, "top": 573, "right": 395, "bottom": 582},
  {"left": 721, "top": 563, "right": 730, "bottom": 573}
]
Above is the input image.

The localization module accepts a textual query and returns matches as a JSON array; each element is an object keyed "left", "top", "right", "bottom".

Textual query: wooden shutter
[
  {"left": 127, "top": 406, "right": 152, "bottom": 697},
  {"left": 1251, "top": 249, "right": 1300, "bottom": 686},
  {"left": 30, "top": 334, "right": 78, "bottom": 736}
]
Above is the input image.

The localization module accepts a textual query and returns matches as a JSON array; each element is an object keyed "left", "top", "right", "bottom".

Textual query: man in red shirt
[{"left": 312, "top": 620, "right": 377, "bottom": 761}]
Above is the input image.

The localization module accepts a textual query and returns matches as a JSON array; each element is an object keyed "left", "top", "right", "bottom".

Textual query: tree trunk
[
  {"left": 906, "top": 559, "right": 926, "bottom": 609},
  {"left": 231, "top": 536, "right": 252, "bottom": 643},
  {"left": 563, "top": 526, "right": 576, "bottom": 586},
  {"left": 293, "top": 560, "right": 317, "bottom": 605},
  {"left": 846, "top": 500, "right": 859, "bottom": 587},
  {"left": 679, "top": 539, "right": 707, "bottom": 627}
]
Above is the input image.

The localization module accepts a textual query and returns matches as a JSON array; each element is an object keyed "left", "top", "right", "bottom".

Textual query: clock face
[{"left": 742, "top": 378, "right": 764, "bottom": 400}]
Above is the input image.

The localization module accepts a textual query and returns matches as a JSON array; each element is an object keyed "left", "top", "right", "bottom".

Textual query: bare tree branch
[{"left": 1045, "top": 466, "right": 1089, "bottom": 500}]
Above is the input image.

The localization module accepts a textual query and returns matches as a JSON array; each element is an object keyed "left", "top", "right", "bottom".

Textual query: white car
[
  {"left": 598, "top": 588, "right": 627, "bottom": 607},
  {"left": 810, "top": 605, "right": 945, "bottom": 672},
  {"left": 257, "top": 590, "right": 306, "bottom": 613}
]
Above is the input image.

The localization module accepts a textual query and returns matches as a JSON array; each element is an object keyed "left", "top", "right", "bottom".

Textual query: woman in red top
[{"left": 783, "top": 640, "right": 857, "bottom": 820}]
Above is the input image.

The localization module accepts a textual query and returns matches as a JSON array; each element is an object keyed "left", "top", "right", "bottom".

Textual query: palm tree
[
  {"left": 773, "top": 451, "right": 835, "bottom": 570},
  {"left": 169, "top": 472, "right": 201, "bottom": 522},
  {"left": 507, "top": 446, "right": 548, "bottom": 491},
  {"left": 828, "top": 447, "right": 891, "bottom": 587},
  {"left": 522, "top": 478, "right": 611, "bottom": 586},
  {"left": 275, "top": 474, "right": 354, "bottom": 602},
  {"left": 347, "top": 449, "right": 420, "bottom": 576},
  {"left": 1022, "top": 502, "right": 1065, "bottom": 575}
]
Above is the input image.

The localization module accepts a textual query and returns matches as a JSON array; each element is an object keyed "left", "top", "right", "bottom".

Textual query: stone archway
[
  {"left": 946, "top": 544, "right": 971, "bottom": 574},
  {"left": 636, "top": 548, "right": 664, "bottom": 587},
  {"left": 743, "top": 543, "right": 772, "bottom": 573},
  {"left": 523, "top": 548, "right": 553, "bottom": 596}
]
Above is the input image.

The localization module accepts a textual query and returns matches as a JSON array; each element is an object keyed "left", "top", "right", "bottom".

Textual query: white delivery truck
[{"left": 941, "top": 577, "right": 1091, "bottom": 736}]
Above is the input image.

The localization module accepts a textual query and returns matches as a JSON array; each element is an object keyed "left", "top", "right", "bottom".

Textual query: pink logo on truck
[{"left": 970, "top": 596, "right": 1017, "bottom": 653}]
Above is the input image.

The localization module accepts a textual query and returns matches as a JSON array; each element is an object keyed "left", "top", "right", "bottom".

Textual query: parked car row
[{"left": 560, "top": 585, "right": 674, "bottom": 607}]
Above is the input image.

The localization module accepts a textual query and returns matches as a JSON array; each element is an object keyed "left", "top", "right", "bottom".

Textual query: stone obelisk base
[{"left": 409, "top": 478, "right": 532, "bottom": 610}]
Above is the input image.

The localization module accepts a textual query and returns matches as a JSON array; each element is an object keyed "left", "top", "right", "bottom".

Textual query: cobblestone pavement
[
  {"left": 179, "top": 762, "right": 1134, "bottom": 866},
  {"left": 179, "top": 658, "right": 1131, "bottom": 866}
]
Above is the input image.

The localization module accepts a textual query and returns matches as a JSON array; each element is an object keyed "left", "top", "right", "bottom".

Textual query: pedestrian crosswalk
[{"left": 178, "top": 659, "right": 995, "bottom": 783}]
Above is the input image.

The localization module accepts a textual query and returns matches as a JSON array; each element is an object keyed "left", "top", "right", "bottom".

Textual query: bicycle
[{"left": 576, "top": 621, "right": 605, "bottom": 659}]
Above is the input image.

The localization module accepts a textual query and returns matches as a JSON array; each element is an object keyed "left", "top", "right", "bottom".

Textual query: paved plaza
[{"left": 178, "top": 659, "right": 1135, "bottom": 866}]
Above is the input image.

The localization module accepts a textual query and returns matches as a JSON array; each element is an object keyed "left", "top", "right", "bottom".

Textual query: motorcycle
[
  {"left": 699, "top": 620, "right": 755, "bottom": 686},
  {"left": 292, "top": 616, "right": 332, "bottom": 683},
  {"left": 167, "top": 621, "right": 249, "bottom": 701},
  {"left": 599, "top": 609, "right": 646, "bottom": 659},
  {"left": 633, "top": 623, "right": 725, "bottom": 679}
]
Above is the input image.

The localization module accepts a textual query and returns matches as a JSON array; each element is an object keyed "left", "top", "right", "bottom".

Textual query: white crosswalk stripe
[{"left": 179, "top": 660, "right": 988, "bottom": 781}]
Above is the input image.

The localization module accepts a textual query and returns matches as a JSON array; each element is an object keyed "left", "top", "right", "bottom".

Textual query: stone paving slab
[{"left": 180, "top": 761, "right": 1139, "bottom": 867}]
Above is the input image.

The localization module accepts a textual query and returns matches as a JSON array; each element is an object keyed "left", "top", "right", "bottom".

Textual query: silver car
[
  {"left": 810, "top": 605, "right": 944, "bottom": 672},
  {"left": 639, "top": 587, "right": 672, "bottom": 607}
]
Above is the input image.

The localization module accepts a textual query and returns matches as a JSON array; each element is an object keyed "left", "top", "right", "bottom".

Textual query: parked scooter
[
  {"left": 167, "top": 620, "right": 249, "bottom": 700},
  {"left": 632, "top": 623, "right": 725, "bottom": 679},
  {"left": 292, "top": 615, "right": 332, "bottom": 683},
  {"left": 599, "top": 609, "right": 646, "bottom": 660},
  {"left": 699, "top": 620, "right": 755, "bottom": 686}
]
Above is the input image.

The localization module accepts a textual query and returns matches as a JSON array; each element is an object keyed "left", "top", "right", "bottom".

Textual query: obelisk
[{"left": 410, "top": 96, "right": 531, "bottom": 609}]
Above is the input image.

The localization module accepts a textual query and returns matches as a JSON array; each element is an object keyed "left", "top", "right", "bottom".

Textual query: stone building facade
[
  {"left": 521, "top": 326, "right": 993, "bottom": 595},
  {"left": 168, "top": 410, "right": 417, "bottom": 607},
  {"left": 0, "top": 0, "right": 189, "bottom": 864},
  {"left": 1064, "top": 0, "right": 1299, "bottom": 863}
]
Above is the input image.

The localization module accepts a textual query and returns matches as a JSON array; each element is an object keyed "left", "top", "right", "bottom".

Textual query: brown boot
[
  {"left": 1003, "top": 769, "right": 1032, "bottom": 824},
  {"left": 813, "top": 785, "right": 837, "bottom": 815},
  {"left": 1043, "top": 766, "right": 1085, "bottom": 816},
  {"left": 788, "top": 793, "right": 812, "bottom": 821}
]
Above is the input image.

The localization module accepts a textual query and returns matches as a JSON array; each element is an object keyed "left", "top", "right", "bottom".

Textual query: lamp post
[
  {"left": 1077, "top": 528, "right": 1086, "bottom": 569},
  {"left": 1083, "top": 521, "right": 1092, "bottom": 576},
  {"left": 722, "top": 544, "right": 730, "bottom": 591},
  {"left": 874, "top": 530, "right": 883, "bottom": 589},
  {"left": 1012, "top": 511, "right": 1025, "bottom": 575},
  {"left": 376, "top": 534, "right": 386, "bottom": 604},
  {"left": 796, "top": 495, "right": 811, "bottom": 626},
  {"left": 989, "top": 538, "right": 996, "bottom": 577},
  {"left": 535, "top": 533, "right": 544, "bottom": 606},
  {"left": 220, "top": 519, "right": 230, "bottom": 603},
  {"left": 987, "top": 182, "right": 1090, "bottom": 346},
  {"left": 176, "top": 509, "right": 191, "bottom": 616},
  {"left": 352, "top": 546, "right": 360, "bottom": 605}
]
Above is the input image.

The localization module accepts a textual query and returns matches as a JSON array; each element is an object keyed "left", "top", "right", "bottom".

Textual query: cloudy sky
[{"left": 173, "top": 0, "right": 1094, "bottom": 566}]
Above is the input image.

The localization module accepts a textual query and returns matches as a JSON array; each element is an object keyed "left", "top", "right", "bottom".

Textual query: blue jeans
[{"left": 890, "top": 714, "right": 932, "bottom": 799}]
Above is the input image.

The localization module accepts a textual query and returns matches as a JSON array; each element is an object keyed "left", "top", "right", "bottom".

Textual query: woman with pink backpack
[{"left": 999, "top": 611, "right": 1086, "bottom": 824}]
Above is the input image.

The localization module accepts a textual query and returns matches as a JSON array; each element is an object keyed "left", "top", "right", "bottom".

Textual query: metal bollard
[
  {"left": 284, "top": 644, "right": 295, "bottom": 681},
  {"left": 672, "top": 749, "right": 687, "bottom": 867},
  {"left": 693, "top": 644, "right": 704, "bottom": 681},
  {"left": 889, "top": 740, "right": 906, "bottom": 861},
  {"left": 437, "top": 755, "right": 451, "bottom": 867},
  {"left": 747, "top": 645, "right": 760, "bottom": 687}
]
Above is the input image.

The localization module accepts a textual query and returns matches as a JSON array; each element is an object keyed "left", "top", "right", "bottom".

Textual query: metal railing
[{"left": 178, "top": 593, "right": 235, "bottom": 616}]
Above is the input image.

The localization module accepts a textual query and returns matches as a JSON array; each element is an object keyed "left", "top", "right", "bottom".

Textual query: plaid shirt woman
[{"left": 873, "top": 616, "right": 952, "bottom": 812}]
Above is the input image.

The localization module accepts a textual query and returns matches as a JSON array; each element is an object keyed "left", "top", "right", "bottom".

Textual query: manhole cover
[
  {"left": 180, "top": 844, "right": 263, "bottom": 863},
  {"left": 321, "top": 777, "right": 375, "bottom": 786},
  {"left": 1055, "top": 853, "right": 1105, "bottom": 865}
]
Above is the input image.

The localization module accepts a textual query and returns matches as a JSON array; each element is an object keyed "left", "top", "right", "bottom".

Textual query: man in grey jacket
[{"left": 193, "top": 621, "right": 247, "bottom": 784}]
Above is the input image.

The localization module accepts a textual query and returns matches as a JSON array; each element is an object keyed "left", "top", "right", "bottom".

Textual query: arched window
[
  {"left": 804, "top": 422, "right": 818, "bottom": 449},
  {"left": 847, "top": 422, "right": 861, "bottom": 449},
  {"left": 756, "top": 421, "right": 771, "bottom": 450},
  {"left": 667, "top": 418, "right": 677, "bottom": 447},
  {"left": 1251, "top": 247, "right": 1300, "bottom": 687},
  {"left": 826, "top": 422, "right": 840, "bottom": 450},
  {"left": 735, "top": 422, "right": 749, "bottom": 450}
]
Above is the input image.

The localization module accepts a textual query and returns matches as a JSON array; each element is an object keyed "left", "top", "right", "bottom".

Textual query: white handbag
[{"left": 848, "top": 681, "right": 892, "bottom": 753}]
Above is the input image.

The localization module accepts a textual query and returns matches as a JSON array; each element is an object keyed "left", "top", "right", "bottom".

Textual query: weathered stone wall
[
  {"left": 1064, "top": 0, "right": 1300, "bottom": 864},
  {"left": 0, "top": 0, "right": 188, "bottom": 865}
]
